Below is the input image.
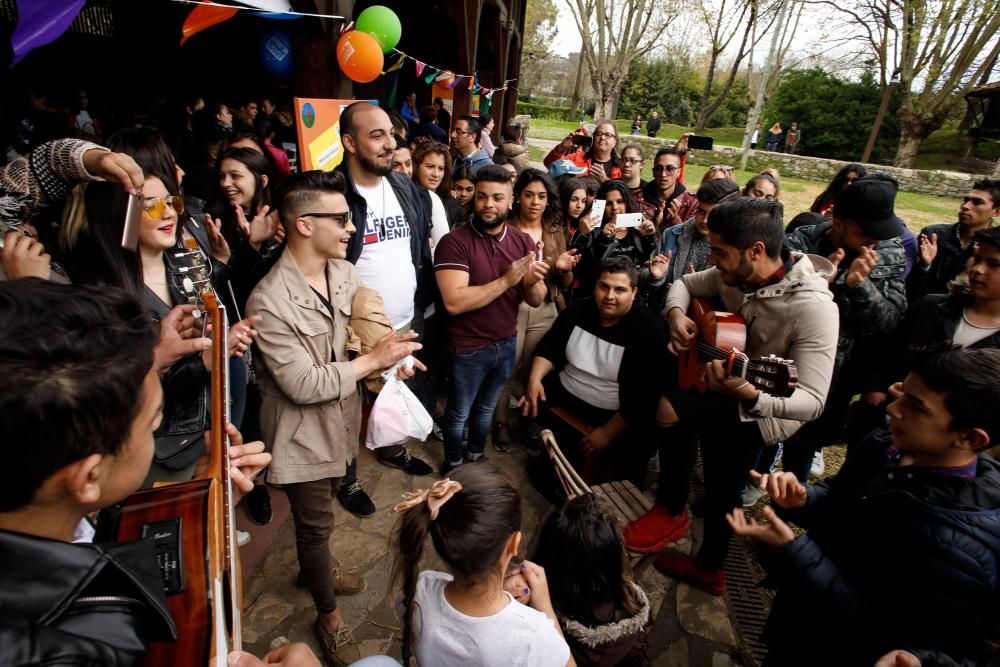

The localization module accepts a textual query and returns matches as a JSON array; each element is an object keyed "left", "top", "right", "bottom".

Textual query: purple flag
[{"left": 12, "top": 0, "right": 86, "bottom": 65}]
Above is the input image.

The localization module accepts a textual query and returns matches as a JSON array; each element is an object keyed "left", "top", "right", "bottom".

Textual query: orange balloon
[
  {"left": 181, "top": 4, "right": 239, "bottom": 45},
  {"left": 337, "top": 30, "right": 384, "bottom": 83}
]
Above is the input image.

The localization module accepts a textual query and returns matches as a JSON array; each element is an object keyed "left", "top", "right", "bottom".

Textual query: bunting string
[
  {"left": 389, "top": 48, "right": 515, "bottom": 99},
  {"left": 172, "top": 0, "right": 345, "bottom": 21}
]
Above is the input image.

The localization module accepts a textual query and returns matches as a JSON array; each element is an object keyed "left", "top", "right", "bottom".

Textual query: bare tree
[
  {"left": 694, "top": 0, "right": 758, "bottom": 129},
  {"left": 808, "top": 0, "right": 1000, "bottom": 168},
  {"left": 519, "top": 0, "right": 560, "bottom": 98},
  {"left": 564, "top": 0, "right": 682, "bottom": 120}
]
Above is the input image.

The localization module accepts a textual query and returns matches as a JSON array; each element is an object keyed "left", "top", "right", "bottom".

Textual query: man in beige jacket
[
  {"left": 624, "top": 197, "right": 839, "bottom": 596},
  {"left": 247, "top": 170, "right": 421, "bottom": 666}
]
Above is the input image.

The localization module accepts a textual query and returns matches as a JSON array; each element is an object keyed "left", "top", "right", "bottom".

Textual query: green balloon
[{"left": 356, "top": 5, "right": 402, "bottom": 53}]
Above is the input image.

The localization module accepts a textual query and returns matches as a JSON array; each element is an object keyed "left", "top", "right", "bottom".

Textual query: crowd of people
[{"left": 1, "top": 86, "right": 999, "bottom": 667}]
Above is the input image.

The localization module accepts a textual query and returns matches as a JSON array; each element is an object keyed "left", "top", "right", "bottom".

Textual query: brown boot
[{"left": 313, "top": 619, "right": 360, "bottom": 667}]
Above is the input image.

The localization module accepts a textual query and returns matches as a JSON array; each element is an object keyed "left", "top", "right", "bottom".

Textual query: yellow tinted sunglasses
[{"left": 143, "top": 195, "right": 184, "bottom": 219}]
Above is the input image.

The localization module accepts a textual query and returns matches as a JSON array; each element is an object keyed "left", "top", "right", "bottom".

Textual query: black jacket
[
  {"left": 0, "top": 530, "right": 175, "bottom": 666},
  {"left": 764, "top": 430, "right": 1000, "bottom": 666},
  {"left": 906, "top": 222, "right": 974, "bottom": 301},
  {"left": 335, "top": 165, "right": 435, "bottom": 310}
]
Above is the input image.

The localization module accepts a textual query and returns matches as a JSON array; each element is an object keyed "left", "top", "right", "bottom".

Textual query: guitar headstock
[
  {"left": 167, "top": 239, "right": 215, "bottom": 310},
  {"left": 747, "top": 354, "right": 798, "bottom": 398}
]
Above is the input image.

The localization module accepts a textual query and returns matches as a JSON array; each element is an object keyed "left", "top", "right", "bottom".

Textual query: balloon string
[{"left": 171, "top": 0, "right": 345, "bottom": 21}]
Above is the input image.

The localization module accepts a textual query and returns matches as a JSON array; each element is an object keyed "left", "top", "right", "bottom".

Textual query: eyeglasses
[
  {"left": 593, "top": 131, "right": 616, "bottom": 139},
  {"left": 451, "top": 128, "right": 475, "bottom": 136},
  {"left": 143, "top": 195, "right": 184, "bottom": 219},
  {"left": 622, "top": 158, "right": 643, "bottom": 165},
  {"left": 652, "top": 165, "right": 680, "bottom": 174},
  {"left": 301, "top": 211, "right": 353, "bottom": 228}
]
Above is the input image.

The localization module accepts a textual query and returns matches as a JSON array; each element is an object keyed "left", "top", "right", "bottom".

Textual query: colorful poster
[{"left": 294, "top": 98, "right": 376, "bottom": 171}]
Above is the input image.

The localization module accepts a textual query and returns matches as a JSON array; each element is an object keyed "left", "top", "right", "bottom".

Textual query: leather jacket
[{"left": 0, "top": 529, "right": 176, "bottom": 666}]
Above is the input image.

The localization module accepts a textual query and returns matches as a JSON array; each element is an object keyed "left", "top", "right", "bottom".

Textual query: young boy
[
  {"left": 730, "top": 345, "right": 1000, "bottom": 666},
  {"left": 0, "top": 279, "right": 306, "bottom": 665}
]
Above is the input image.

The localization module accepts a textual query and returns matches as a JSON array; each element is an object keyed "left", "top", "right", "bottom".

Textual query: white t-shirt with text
[
  {"left": 354, "top": 177, "right": 417, "bottom": 328},
  {"left": 405, "top": 570, "right": 570, "bottom": 667}
]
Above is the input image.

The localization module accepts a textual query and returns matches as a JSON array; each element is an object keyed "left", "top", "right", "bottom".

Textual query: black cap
[{"left": 833, "top": 178, "right": 905, "bottom": 240}]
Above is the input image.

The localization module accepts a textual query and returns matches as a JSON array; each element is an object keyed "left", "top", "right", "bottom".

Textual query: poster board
[{"left": 293, "top": 98, "right": 377, "bottom": 172}]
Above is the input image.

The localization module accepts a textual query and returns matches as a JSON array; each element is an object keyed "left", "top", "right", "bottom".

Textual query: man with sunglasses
[
  {"left": 248, "top": 170, "right": 423, "bottom": 666},
  {"left": 638, "top": 146, "right": 699, "bottom": 230},
  {"left": 332, "top": 102, "right": 436, "bottom": 518},
  {"left": 450, "top": 115, "right": 492, "bottom": 176}
]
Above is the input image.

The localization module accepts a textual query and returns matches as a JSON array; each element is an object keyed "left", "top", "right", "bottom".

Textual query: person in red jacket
[{"left": 544, "top": 122, "right": 623, "bottom": 189}]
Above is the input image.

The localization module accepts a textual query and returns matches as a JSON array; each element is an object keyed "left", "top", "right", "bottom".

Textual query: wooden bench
[{"left": 540, "top": 429, "right": 655, "bottom": 573}]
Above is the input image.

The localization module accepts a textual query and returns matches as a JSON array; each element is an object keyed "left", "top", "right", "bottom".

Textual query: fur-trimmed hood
[{"left": 561, "top": 582, "right": 650, "bottom": 648}]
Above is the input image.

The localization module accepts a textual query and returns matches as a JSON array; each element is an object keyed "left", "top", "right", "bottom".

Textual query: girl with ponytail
[{"left": 391, "top": 464, "right": 574, "bottom": 666}]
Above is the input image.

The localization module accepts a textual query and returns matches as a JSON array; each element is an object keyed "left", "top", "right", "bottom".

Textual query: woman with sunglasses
[
  {"left": 543, "top": 121, "right": 623, "bottom": 186},
  {"left": 811, "top": 163, "right": 866, "bottom": 217},
  {"left": 492, "top": 169, "right": 580, "bottom": 450},
  {"left": 77, "top": 169, "right": 259, "bottom": 484}
]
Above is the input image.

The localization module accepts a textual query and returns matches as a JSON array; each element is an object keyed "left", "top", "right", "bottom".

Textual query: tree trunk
[
  {"left": 894, "top": 125, "right": 930, "bottom": 168},
  {"left": 695, "top": 49, "right": 721, "bottom": 130},
  {"left": 568, "top": 54, "right": 585, "bottom": 121},
  {"left": 593, "top": 76, "right": 625, "bottom": 121}
]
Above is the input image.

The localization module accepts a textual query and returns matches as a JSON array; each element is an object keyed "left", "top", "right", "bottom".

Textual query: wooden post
[{"left": 861, "top": 80, "right": 895, "bottom": 164}]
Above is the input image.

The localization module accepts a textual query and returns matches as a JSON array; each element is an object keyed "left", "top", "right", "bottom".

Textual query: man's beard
[
  {"left": 359, "top": 152, "right": 392, "bottom": 177},
  {"left": 473, "top": 209, "right": 509, "bottom": 229}
]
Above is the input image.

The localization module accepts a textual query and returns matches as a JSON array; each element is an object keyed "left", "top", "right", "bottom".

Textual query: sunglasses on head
[{"left": 143, "top": 195, "right": 184, "bottom": 219}]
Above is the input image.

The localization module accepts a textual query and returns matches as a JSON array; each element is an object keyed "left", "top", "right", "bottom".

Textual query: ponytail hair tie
[{"left": 393, "top": 478, "right": 463, "bottom": 520}]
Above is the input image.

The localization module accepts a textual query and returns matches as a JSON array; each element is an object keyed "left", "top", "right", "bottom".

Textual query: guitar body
[
  {"left": 115, "top": 480, "right": 213, "bottom": 666},
  {"left": 679, "top": 298, "right": 748, "bottom": 393},
  {"left": 113, "top": 290, "right": 242, "bottom": 665}
]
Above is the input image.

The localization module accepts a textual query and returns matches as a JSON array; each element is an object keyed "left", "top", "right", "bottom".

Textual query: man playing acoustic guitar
[{"left": 624, "top": 197, "right": 839, "bottom": 595}]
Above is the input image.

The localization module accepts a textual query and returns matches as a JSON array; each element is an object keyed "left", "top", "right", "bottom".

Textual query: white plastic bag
[{"left": 365, "top": 358, "right": 433, "bottom": 450}]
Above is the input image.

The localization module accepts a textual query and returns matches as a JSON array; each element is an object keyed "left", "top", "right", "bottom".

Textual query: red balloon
[{"left": 337, "top": 30, "right": 384, "bottom": 83}]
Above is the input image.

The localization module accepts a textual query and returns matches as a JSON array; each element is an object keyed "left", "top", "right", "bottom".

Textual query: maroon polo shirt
[{"left": 434, "top": 220, "right": 536, "bottom": 352}]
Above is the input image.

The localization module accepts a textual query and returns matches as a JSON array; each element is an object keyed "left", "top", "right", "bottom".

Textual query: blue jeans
[{"left": 443, "top": 337, "right": 517, "bottom": 463}]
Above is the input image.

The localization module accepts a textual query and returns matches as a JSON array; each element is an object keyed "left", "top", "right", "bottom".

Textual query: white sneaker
[
  {"left": 237, "top": 529, "right": 251, "bottom": 547},
  {"left": 810, "top": 451, "right": 825, "bottom": 477},
  {"left": 741, "top": 484, "right": 766, "bottom": 507},
  {"left": 508, "top": 395, "right": 521, "bottom": 409}
]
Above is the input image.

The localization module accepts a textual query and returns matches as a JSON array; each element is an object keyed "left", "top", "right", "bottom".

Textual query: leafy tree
[
  {"left": 764, "top": 68, "right": 899, "bottom": 160},
  {"left": 520, "top": 0, "right": 560, "bottom": 98}
]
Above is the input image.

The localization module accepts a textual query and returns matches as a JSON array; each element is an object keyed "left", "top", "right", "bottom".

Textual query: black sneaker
[
  {"left": 492, "top": 422, "right": 511, "bottom": 452},
  {"left": 378, "top": 449, "right": 434, "bottom": 477},
  {"left": 336, "top": 480, "right": 376, "bottom": 518},
  {"left": 245, "top": 485, "right": 273, "bottom": 526}
]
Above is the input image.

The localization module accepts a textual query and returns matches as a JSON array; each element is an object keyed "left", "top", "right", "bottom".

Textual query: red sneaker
[
  {"left": 654, "top": 551, "right": 726, "bottom": 596},
  {"left": 623, "top": 505, "right": 690, "bottom": 553}
]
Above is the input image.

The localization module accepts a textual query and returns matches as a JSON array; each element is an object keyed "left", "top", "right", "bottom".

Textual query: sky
[{"left": 547, "top": 1, "right": 856, "bottom": 69}]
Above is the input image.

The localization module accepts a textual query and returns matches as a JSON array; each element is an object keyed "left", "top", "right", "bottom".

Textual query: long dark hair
[
  {"left": 533, "top": 494, "right": 642, "bottom": 626},
  {"left": 559, "top": 177, "right": 588, "bottom": 226},
  {"left": 511, "top": 168, "right": 559, "bottom": 224},
  {"left": 106, "top": 127, "right": 179, "bottom": 196},
  {"left": 811, "top": 163, "right": 867, "bottom": 213},
  {"left": 209, "top": 147, "right": 272, "bottom": 248},
  {"left": 392, "top": 465, "right": 521, "bottom": 662},
  {"left": 596, "top": 179, "right": 637, "bottom": 221}
]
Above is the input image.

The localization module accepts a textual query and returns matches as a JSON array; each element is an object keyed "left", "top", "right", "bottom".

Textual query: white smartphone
[
  {"left": 588, "top": 199, "right": 606, "bottom": 226},
  {"left": 615, "top": 212, "right": 644, "bottom": 228}
]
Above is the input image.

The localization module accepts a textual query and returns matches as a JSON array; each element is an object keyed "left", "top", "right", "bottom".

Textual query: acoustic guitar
[
  {"left": 678, "top": 297, "right": 798, "bottom": 398},
  {"left": 113, "top": 288, "right": 243, "bottom": 665}
]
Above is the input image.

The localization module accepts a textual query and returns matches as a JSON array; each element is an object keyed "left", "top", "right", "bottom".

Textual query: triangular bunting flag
[
  {"left": 382, "top": 53, "right": 405, "bottom": 74},
  {"left": 424, "top": 68, "right": 439, "bottom": 85},
  {"left": 415, "top": 60, "right": 425, "bottom": 76},
  {"left": 436, "top": 70, "right": 453, "bottom": 82},
  {"left": 468, "top": 74, "right": 475, "bottom": 91}
]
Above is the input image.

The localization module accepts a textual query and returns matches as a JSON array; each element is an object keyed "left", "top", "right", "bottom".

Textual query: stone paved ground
[{"left": 240, "top": 433, "right": 750, "bottom": 666}]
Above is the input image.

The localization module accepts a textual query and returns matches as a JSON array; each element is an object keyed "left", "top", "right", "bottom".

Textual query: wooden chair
[{"left": 540, "top": 428, "right": 655, "bottom": 573}]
